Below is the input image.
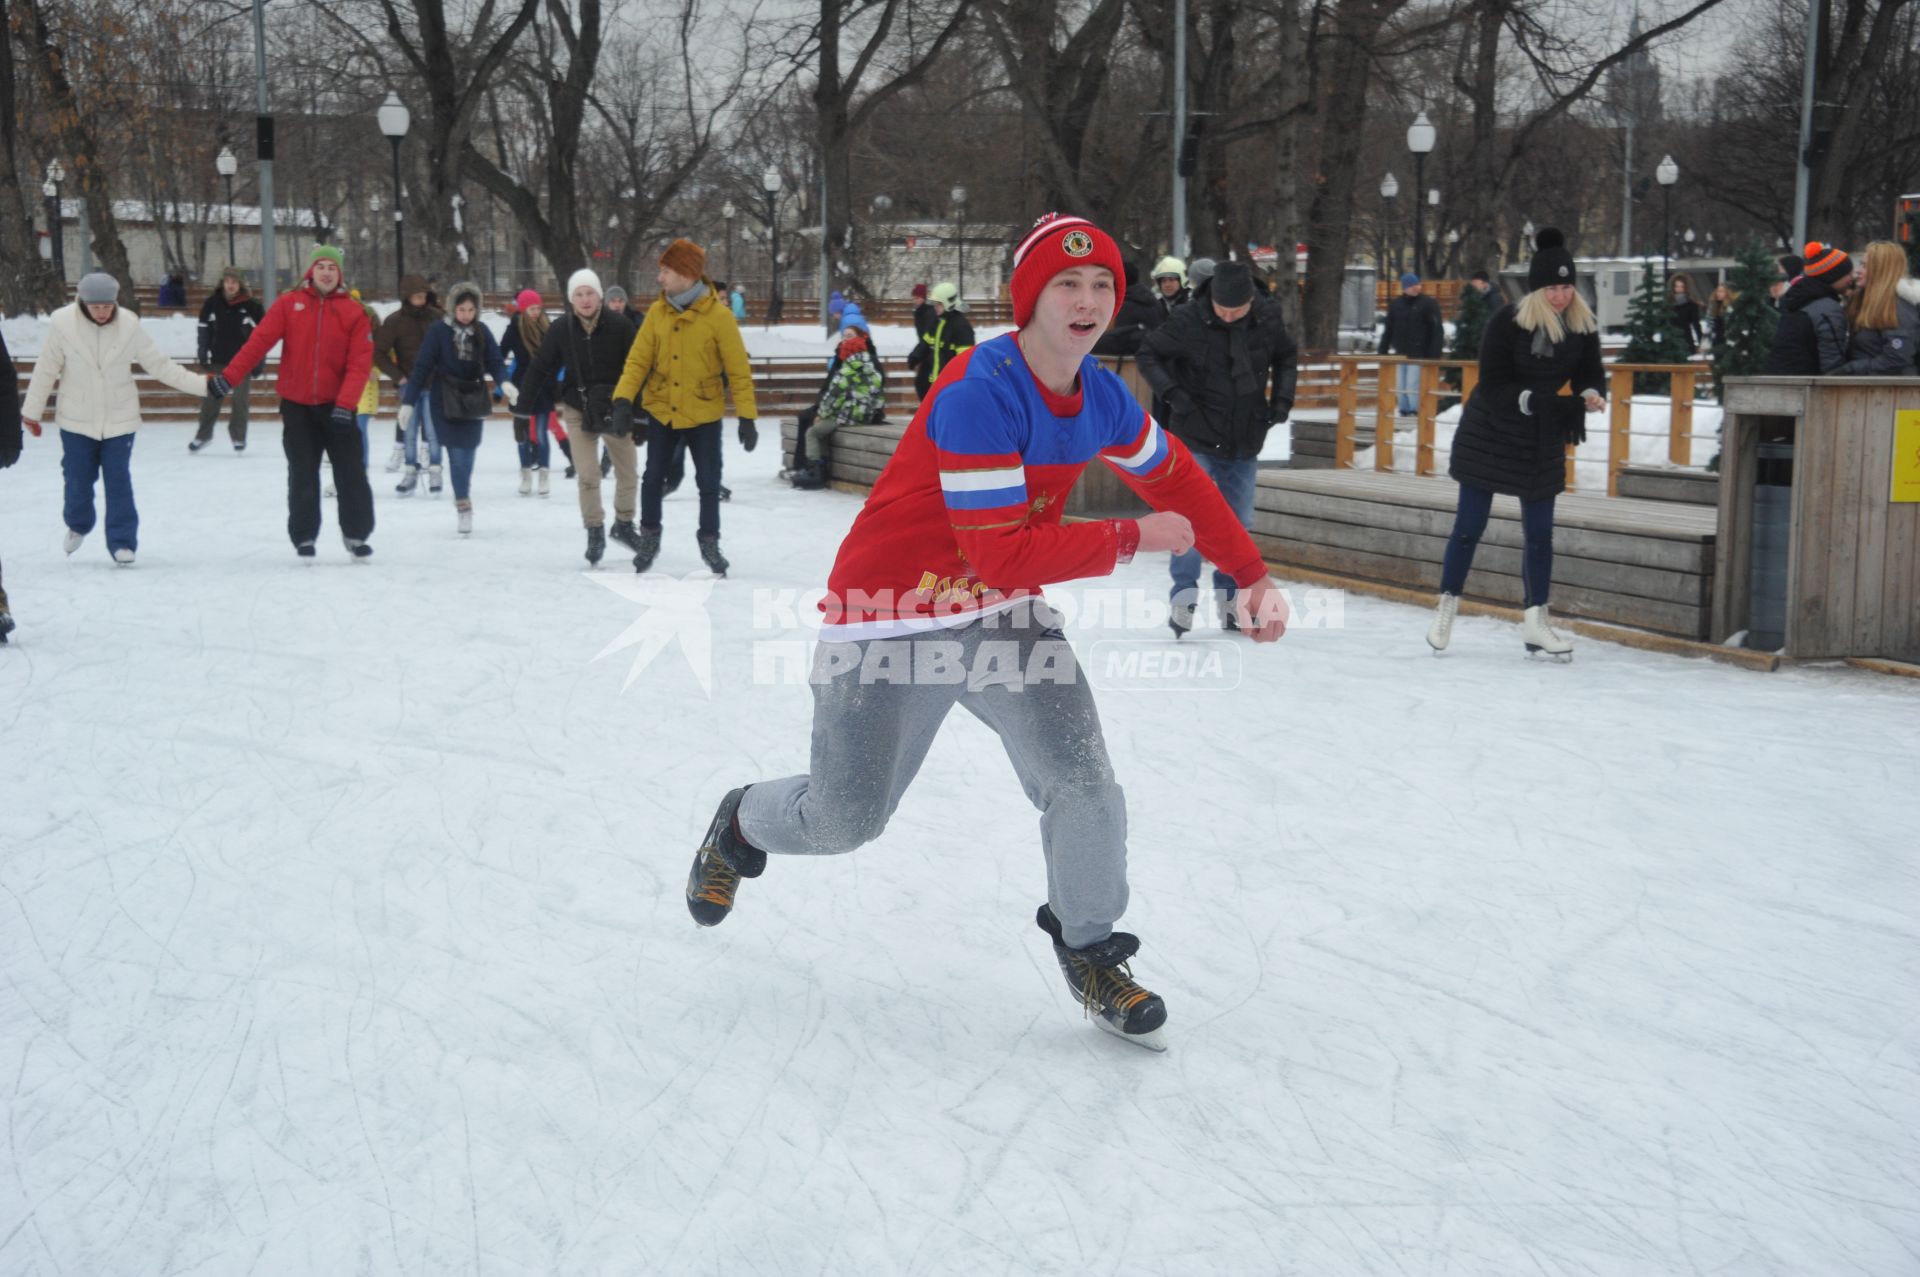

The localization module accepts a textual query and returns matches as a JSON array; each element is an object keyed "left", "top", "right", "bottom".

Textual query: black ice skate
[
  {"left": 608, "top": 519, "right": 643, "bottom": 554},
  {"left": 585, "top": 525, "right": 606, "bottom": 566},
  {"left": 631, "top": 526, "right": 662, "bottom": 573},
  {"left": 686, "top": 787, "right": 766, "bottom": 926},
  {"left": 697, "top": 533, "right": 728, "bottom": 578},
  {"left": 0, "top": 601, "right": 14, "bottom": 644},
  {"left": 1036, "top": 904, "right": 1168, "bottom": 1051}
]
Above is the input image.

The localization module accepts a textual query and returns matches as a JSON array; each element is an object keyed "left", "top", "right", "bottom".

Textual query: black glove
[
  {"left": 738, "top": 418, "right": 758, "bottom": 452},
  {"left": 330, "top": 405, "right": 356, "bottom": 430},
  {"left": 1165, "top": 389, "right": 1196, "bottom": 420},
  {"left": 208, "top": 375, "right": 233, "bottom": 400},
  {"left": 512, "top": 416, "right": 530, "bottom": 446},
  {"left": 196, "top": 349, "right": 212, "bottom": 370},
  {"left": 609, "top": 398, "right": 635, "bottom": 438}
]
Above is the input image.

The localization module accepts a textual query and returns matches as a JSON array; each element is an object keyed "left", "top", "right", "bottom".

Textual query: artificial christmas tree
[
  {"left": 1706, "top": 242, "right": 1781, "bottom": 470},
  {"left": 1620, "top": 262, "right": 1693, "bottom": 394}
]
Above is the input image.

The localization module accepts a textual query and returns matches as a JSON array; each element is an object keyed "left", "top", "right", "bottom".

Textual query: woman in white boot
[{"left": 1426, "top": 228, "right": 1604, "bottom": 659}]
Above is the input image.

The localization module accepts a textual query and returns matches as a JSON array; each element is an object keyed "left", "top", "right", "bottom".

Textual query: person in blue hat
[{"left": 1379, "top": 272, "right": 1445, "bottom": 416}]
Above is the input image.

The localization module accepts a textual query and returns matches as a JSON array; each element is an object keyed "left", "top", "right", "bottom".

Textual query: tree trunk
[
  {"left": 21, "top": 0, "right": 136, "bottom": 309},
  {"left": 1302, "top": 0, "right": 1399, "bottom": 349},
  {"left": 1268, "top": 0, "right": 1304, "bottom": 333},
  {"left": 0, "top": 5, "right": 63, "bottom": 311}
]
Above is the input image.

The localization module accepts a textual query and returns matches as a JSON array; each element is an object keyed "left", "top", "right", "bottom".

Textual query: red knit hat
[{"left": 1010, "top": 213, "right": 1126, "bottom": 328}]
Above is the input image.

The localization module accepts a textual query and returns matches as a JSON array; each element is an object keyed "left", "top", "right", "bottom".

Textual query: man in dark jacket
[
  {"left": 1762, "top": 242, "right": 1853, "bottom": 375},
  {"left": 192, "top": 266, "right": 264, "bottom": 452},
  {"left": 373, "top": 274, "right": 444, "bottom": 474},
  {"left": 1380, "top": 272, "right": 1445, "bottom": 415},
  {"left": 513, "top": 268, "right": 641, "bottom": 566},
  {"left": 1092, "top": 261, "right": 1165, "bottom": 357},
  {"left": 905, "top": 283, "right": 937, "bottom": 399},
  {"left": 1138, "top": 261, "right": 1298, "bottom": 636}
]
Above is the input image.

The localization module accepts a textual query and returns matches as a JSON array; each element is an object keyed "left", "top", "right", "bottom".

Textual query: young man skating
[{"left": 684, "top": 214, "right": 1288, "bottom": 1050}]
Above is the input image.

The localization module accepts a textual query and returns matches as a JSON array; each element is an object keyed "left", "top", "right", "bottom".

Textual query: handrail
[{"left": 1329, "top": 353, "right": 1713, "bottom": 495}]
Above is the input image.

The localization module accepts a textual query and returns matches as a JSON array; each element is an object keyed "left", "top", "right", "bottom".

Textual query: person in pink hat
[
  {"left": 500, "top": 287, "right": 559, "bottom": 496},
  {"left": 677, "top": 213, "right": 1291, "bottom": 1052}
]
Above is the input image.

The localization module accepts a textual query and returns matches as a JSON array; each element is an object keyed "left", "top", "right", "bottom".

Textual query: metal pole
[
  {"left": 1662, "top": 185, "right": 1671, "bottom": 278},
  {"left": 390, "top": 138, "right": 405, "bottom": 281},
  {"left": 956, "top": 204, "right": 965, "bottom": 301},
  {"left": 821, "top": 162, "right": 832, "bottom": 337},
  {"left": 252, "top": 0, "right": 275, "bottom": 304},
  {"left": 767, "top": 189, "right": 781, "bottom": 326},
  {"left": 1171, "top": 0, "right": 1188, "bottom": 258},
  {"left": 47, "top": 187, "right": 65, "bottom": 284},
  {"left": 1792, "top": 0, "right": 1820, "bottom": 250},
  {"left": 225, "top": 175, "right": 236, "bottom": 263},
  {"left": 1413, "top": 153, "right": 1426, "bottom": 279},
  {"left": 1619, "top": 121, "right": 1633, "bottom": 258}
]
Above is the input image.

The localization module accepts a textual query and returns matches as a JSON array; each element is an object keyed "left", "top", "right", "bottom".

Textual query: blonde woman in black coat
[{"left": 1426, "top": 228, "right": 1605, "bottom": 659}]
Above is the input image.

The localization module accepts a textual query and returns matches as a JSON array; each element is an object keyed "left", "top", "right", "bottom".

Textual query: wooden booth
[{"left": 1713, "top": 377, "right": 1920, "bottom": 663}]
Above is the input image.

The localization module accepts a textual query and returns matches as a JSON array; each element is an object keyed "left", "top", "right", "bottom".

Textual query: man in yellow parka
[{"left": 610, "top": 237, "right": 758, "bottom": 576}]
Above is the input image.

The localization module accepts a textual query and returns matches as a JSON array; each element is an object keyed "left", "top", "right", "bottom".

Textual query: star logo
[{"left": 586, "top": 569, "right": 718, "bottom": 695}]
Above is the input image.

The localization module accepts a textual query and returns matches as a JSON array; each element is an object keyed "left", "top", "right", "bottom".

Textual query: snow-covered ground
[{"left": 3, "top": 416, "right": 1917, "bottom": 1276}]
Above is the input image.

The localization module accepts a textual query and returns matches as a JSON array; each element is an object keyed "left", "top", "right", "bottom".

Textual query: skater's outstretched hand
[
  {"left": 397, "top": 403, "right": 414, "bottom": 432},
  {"left": 1234, "top": 576, "right": 1289, "bottom": 643},
  {"left": 499, "top": 381, "right": 520, "bottom": 408},
  {"left": 1135, "top": 511, "right": 1195, "bottom": 555},
  {"left": 207, "top": 375, "right": 232, "bottom": 400},
  {"left": 22, "top": 418, "right": 41, "bottom": 438},
  {"left": 737, "top": 418, "right": 758, "bottom": 451},
  {"left": 609, "top": 399, "right": 635, "bottom": 437}
]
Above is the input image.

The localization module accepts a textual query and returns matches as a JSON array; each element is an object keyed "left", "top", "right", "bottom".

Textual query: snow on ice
[{"left": 1, "top": 392, "right": 1917, "bottom": 1275}]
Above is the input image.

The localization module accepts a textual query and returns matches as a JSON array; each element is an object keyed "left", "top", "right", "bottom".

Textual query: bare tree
[{"left": 1, "top": 1, "right": 66, "bottom": 310}]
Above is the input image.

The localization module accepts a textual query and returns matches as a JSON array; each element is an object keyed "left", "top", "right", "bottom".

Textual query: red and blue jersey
[{"left": 820, "top": 332, "right": 1267, "bottom": 634}]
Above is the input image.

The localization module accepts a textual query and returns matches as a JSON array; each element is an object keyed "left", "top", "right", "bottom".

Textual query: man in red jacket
[
  {"left": 681, "top": 213, "right": 1288, "bottom": 1051},
  {"left": 212, "top": 246, "right": 375, "bottom": 559}
]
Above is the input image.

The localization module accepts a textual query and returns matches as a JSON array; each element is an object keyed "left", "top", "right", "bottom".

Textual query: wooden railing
[{"left": 1330, "top": 355, "right": 1713, "bottom": 495}]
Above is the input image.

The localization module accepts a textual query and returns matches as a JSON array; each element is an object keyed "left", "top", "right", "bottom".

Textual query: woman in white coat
[{"left": 20, "top": 273, "right": 209, "bottom": 565}]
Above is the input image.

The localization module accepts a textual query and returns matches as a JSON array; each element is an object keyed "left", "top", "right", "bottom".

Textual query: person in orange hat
[
  {"left": 609, "top": 237, "right": 758, "bottom": 576},
  {"left": 1763, "top": 241, "right": 1855, "bottom": 375}
]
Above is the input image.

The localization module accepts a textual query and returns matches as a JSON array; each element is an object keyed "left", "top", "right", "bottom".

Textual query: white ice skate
[
  {"left": 63, "top": 529, "right": 84, "bottom": 556},
  {"left": 537, "top": 467, "right": 551, "bottom": 497},
  {"left": 1426, "top": 593, "right": 1459, "bottom": 653},
  {"left": 457, "top": 502, "right": 473, "bottom": 537},
  {"left": 519, "top": 467, "right": 533, "bottom": 496},
  {"left": 112, "top": 548, "right": 135, "bottom": 566},
  {"left": 1521, "top": 605, "right": 1573, "bottom": 661}
]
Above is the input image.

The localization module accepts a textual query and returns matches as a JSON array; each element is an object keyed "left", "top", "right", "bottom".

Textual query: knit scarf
[
  {"left": 836, "top": 330, "right": 870, "bottom": 361},
  {"left": 447, "top": 314, "right": 479, "bottom": 363},
  {"left": 668, "top": 280, "right": 708, "bottom": 312}
]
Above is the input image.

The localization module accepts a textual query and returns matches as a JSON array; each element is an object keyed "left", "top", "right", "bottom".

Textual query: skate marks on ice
[{"left": 2, "top": 434, "right": 1919, "bottom": 1272}]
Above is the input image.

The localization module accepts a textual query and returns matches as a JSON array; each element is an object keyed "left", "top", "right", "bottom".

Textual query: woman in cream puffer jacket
[{"left": 20, "top": 274, "right": 209, "bottom": 563}]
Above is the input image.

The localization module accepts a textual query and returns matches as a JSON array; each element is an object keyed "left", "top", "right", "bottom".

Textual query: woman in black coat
[
  {"left": 1426, "top": 228, "right": 1606, "bottom": 659},
  {"left": 1670, "top": 273, "right": 1704, "bottom": 349}
]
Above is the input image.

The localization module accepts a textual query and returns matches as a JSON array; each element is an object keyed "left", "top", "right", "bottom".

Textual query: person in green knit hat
[{"left": 213, "top": 245, "right": 379, "bottom": 559}]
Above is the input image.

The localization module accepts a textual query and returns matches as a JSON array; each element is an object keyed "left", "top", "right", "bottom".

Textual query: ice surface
[{"left": 2, "top": 416, "right": 1917, "bottom": 1275}]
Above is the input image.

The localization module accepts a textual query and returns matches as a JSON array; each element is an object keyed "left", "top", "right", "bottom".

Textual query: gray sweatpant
[{"left": 736, "top": 602, "right": 1129, "bottom": 949}]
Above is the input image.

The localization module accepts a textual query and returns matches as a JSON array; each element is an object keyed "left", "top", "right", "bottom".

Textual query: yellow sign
[{"left": 1896, "top": 410, "right": 1920, "bottom": 503}]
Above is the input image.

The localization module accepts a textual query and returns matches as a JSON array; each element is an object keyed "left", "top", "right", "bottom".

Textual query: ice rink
[{"left": 3, "top": 420, "right": 1917, "bottom": 1275}]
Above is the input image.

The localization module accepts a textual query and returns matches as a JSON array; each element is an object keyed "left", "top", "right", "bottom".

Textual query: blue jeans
[
  {"left": 517, "top": 411, "right": 552, "bottom": 470},
  {"left": 404, "top": 393, "right": 442, "bottom": 467},
  {"left": 1169, "top": 451, "right": 1259, "bottom": 607},
  {"left": 641, "top": 419, "right": 724, "bottom": 537},
  {"left": 1396, "top": 362, "right": 1420, "bottom": 415},
  {"left": 1440, "top": 482, "right": 1556, "bottom": 607},
  {"left": 61, "top": 430, "right": 138, "bottom": 553},
  {"left": 355, "top": 414, "right": 371, "bottom": 465}
]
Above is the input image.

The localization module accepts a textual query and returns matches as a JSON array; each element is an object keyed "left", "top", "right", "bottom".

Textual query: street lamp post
[
  {"left": 1407, "top": 111, "right": 1436, "bottom": 279},
  {"left": 367, "top": 191, "right": 381, "bottom": 280},
  {"left": 952, "top": 185, "right": 968, "bottom": 302},
  {"left": 216, "top": 147, "right": 238, "bottom": 265},
  {"left": 1683, "top": 228, "right": 1695, "bottom": 258},
  {"left": 377, "top": 92, "right": 411, "bottom": 283},
  {"left": 1379, "top": 173, "right": 1398, "bottom": 276},
  {"left": 1655, "top": 154, "right": 1679, "bottom": 277},
  {"left": 722, "top": 199, "right": 736, "bottom": 287},
  {"left": 870, "top": 194, "right": 892, "bottom": 297},
  {"left": 763, "top": 166, "right": 783, "bottom": 326},
  {"left": 43, "top": 159, "right": 65, "bottom": 286}
]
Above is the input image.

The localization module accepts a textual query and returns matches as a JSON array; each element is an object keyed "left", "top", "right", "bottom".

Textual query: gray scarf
[
  {"left": 667, "top": 280, "right": 708, "bottom": 312},
  {"left": 447, "top": 315, "right": 479, "bottom": 363}
]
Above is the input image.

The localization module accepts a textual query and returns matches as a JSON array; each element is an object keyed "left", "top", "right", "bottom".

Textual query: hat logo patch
[
  {"left": 1062, "top": 230, "right": 1094, "bottom": 258},
  {"left": 1557, "top": 265, "right": 1569, "bottom": 277}
]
